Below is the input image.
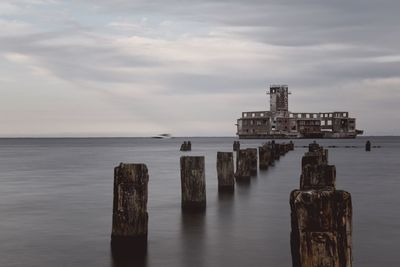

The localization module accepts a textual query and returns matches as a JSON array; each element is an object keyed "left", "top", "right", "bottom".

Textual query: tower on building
[{"left": 268, "top": 85, "right": 290, "bottom": 112}]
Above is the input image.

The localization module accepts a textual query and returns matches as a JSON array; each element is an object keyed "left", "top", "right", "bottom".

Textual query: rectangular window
[{"left": 327, "top": 120, "right": 332, "bottom": 126}]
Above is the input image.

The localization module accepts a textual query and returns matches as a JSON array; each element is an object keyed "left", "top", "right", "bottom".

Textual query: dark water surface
[{"left": 0, "top": 137, "right": 399, "bottom": 266}]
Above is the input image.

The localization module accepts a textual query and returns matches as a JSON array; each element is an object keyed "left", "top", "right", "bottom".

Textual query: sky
[{"left": 1, "top": 0, "right": 400, "bottom": 137}]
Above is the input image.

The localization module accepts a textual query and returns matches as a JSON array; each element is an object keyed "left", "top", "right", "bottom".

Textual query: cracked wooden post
[
  {"left": 111, "top": 163, "right": 149, "bottom": 253},
  {"left": 258, "top": 146, "right": 271, "bottom": 170},
  {"left": 290, "top": 142, "right": 352, "bottom": 267},
  {"left": 247, "top": 148, "right": 258, "bottom": 176},
  {"left": 217, "top": 152, "right": 235, "bottom": 192},
  {"left": 235, "top": 149, "right": 251, "bottom": 183},
  {"left": 365, "top": 140, "right": 371, "bottom": 151},
  {"left": 180, "top": 156, "right": 206, "bottom": 211},
  {"left": 290, "top": 190, "right": 352, "bottom": 267}
]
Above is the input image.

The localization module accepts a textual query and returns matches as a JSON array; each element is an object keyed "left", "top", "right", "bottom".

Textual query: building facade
[{"left": 236, "top": 85, "right": 362, "bottom": 139}]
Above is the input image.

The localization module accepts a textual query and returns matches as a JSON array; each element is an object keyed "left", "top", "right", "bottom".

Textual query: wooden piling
[
  {"left": 366, "top": 140, "right": 371, "bottom": 151},
  {"left": 273, "top": 143, "right": 280, "bottom": 160},
  {"left": 300, "top": 164, "right": 336, "bottom": 190},
  {"left": 258, "top": 146, "right": 271, "bottom": 170},
  {"left": 180, "top": 156, "right": 206, "bottom": 211},
  {"left": 247, "top": 148, "right": 258, "bottom": 176},
  {"left": 290, "top": 142, "right": 352, "bottom": 267},
  {"left": 235, "top": 149, "right": 251, "bottom": 182},
  {"left": 216, "top": 152, "right": 235, "bottom": 192},
  {"left": 111, "top": 163, "right": 149, "bottom": 248},
  {"left": 180, "top": 141, "right": 192, "bottom": 151},
  {"left": 233, "top": 141, "right": 240, "bottom": 151},
  {"left": 290, "top": 189, "right": 352, "bottom": 267},
  {"left": 289, "top": 140, "right": 294, "bottom": 150}
]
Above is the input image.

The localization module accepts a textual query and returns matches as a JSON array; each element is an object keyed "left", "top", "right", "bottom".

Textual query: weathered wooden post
[
  {"left": 235, "top": 149, "right": 251, "bottom": 182},
  {"left": 180, "top": 156, "right": 206, "bottom": 211},
  {"left": 258, "top": 146, "right": 271, "bottom": 170},
  {"left": 233, "top": 141, "right": 240, "bottom": 151},
  {"left": 272, "top": 141, "right": 280, "bottom": 160},
  {"left": 180, "top": 141, "right": 186, "bottom": 151},
  {"left": 233, "top": 141, "right": 240, "bottom": 171},
  {"left": 216, "top": 152, "right": 235, "bottom": 192},
  {"left": 289, "top": 140, "right": 294, "bottom": 150},
  {"left": 300, "top": 164, "right": 336, "bottom": 190},
  {"left": 279, "top": 144, "right": 286, "bottom": 156},
  {"left": 247, "top": 148, "right": 258, "bottom": 176},
  {"left": 366, "top": 140, "right": 371, "bottom": 151},
  {"left": 290, "top": 143, "right": 352, "bottom": 267},
  {"left": 187, "top": 141, "right": 192, "bottom": 151},
  {"left": 290, "top": 190, "right": 352, "bottom": 267},
  {"left": 308, "top": 141, "right": 319, "bottom": 151},
  {"left": 111, "top": 163, "right": 149, "bottom": 252}
]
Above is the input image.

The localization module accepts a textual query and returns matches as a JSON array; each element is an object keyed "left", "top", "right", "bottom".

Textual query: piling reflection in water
[
  {"left": 110, "top": 239, "right": 148, "bottom": 267},
  {"left": 180, "top": 211, "right": 206, "bottom": 267}
]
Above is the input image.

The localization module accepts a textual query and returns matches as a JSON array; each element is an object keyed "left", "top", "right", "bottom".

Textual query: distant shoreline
[{"left": 0, "top": 135, "right": 396, "bottom": 139}]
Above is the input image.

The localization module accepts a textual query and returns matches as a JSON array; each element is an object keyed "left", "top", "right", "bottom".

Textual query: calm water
[{"left": 0, "top": 137, "right": 399, "bottom": 266}]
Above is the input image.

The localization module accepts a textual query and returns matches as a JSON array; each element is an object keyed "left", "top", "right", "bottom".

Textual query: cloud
[{"left": 0, "top": 0, "right": 399, "bottom": 136}]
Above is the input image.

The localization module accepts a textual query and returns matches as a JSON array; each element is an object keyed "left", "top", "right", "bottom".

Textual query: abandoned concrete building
[{"left": 236, "top": 85, "right": 363, "bottom": 139}]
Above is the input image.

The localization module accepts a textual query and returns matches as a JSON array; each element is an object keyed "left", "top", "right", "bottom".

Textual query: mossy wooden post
[
  {"left": 111, "top": 163, "right": 149, "bottom": 251},
  {"left": 290, "top": 190, "right": 352, "bottom": 267},
  {"left": 180, "top": 156, "right": 206, "bottom": 211},
  {"left": 247, "top": 148, "right": 258, "bottom": 176},
  {"left": 366, "top": 140, "right": 371, "bottom": 151},
  {"left": 258, "top": 146, "right": 270, "bottom": 170},
  {"left": 217, "top": 152, "right": 235, "bottom": 192},
  {"left": 235, "top": 149, "right": 251, "bottom": 182}
]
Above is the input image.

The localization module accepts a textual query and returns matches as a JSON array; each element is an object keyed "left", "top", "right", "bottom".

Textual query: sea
[{"left": 0, "top": 136, "right": 399, "bottom": 267}]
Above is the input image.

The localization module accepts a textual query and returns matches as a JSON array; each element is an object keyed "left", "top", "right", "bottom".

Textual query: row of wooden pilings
[
  {"left": 110, "top": 140, "right": 294, "bottom": 258},
  {"left": 290, "top": 141, "right": 353, "bottom": 267}
]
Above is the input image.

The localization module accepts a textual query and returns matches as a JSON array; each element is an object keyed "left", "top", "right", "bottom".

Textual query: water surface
[{"left": 0, "top": 137, "right": 399, "bottom": 266}]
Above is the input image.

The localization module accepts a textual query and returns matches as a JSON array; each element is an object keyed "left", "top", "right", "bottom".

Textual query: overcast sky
[{"left": 1, "top": 0, "right": 399, "bottom": 136}]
